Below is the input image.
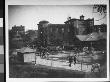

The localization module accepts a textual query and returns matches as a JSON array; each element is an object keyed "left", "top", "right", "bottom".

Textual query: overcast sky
[{"left": 8, "top": 5, "right": 107, "bottom": 31}]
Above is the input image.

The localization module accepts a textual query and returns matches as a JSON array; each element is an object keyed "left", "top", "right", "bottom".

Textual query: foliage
[
  {"left": 93, "top": 5, "right": 107, "bottom": 15},
  {"left": 9, "top": 29, "right": 25, "bottom": 49},
  {"left": 49, "top": 39, "right": 63, "bottom": 46},
  {"left": 93, "top": 5, "right": 107, "bottom": 21},
  {"left": 23, "top": 30, "right": 38, "bottom": 47}
]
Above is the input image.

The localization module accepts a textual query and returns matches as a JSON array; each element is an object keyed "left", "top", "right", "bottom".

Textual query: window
[{"left": 62, "top": 28, "right": 64, "bottom": 33}]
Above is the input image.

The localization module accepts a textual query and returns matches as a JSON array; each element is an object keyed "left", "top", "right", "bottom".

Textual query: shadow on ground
[{"left": 9, "top": 62, "right": 106, "bottom": 78}]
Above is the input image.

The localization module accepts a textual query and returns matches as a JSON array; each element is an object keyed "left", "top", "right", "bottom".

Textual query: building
[
  {"left": 38, "top": 15, "right": 94, "bottom": 46},
  {"left": 38, "top": 21, "right": 66, "bottom": 46},
  {"left": 9, "top": 25, "right": 25, "bottom": 49},
  {"left": 64, "top": 15, "right": 94, "bottom": 35},
  {"left": 11, "top": 25, "right": 25, "bottom": 35},
  {"left": 17, "top": 47, "right": 36, "bottom": 63},
  {"left": 93, "top": 24, "right": 107, "bottom": 32}
]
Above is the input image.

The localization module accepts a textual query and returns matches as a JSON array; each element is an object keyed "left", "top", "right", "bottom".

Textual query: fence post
[
  {"left": 51, "top": 57, "right": 53, "bottom": 67},
  {"left": 81, "top": 62, "right": 82, "bottom": 70},
  {"left": 35, "top": 53, "right": 36, "bottom": 65}
]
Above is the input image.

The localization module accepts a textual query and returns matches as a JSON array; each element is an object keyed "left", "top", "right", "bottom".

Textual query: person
[
  {"left": 90, "top": 47, "right": 95, "bottom": 55},
  {"left": 68, "top": 56, "right": 73, "bottom": 67},
  {"left": 38, "top": 47, "right": 42, "bottom": 57},
  {"left": 42, "top": 50, "right": 45, "bottom": 58},
  {"left": 91, "top": 63, "right": 100, "bottom": 72},
  {"left": 35, "top": 48, "right": 38, "bottom": 56},
  {"left": 46, "top": 51, "right": 50, "bottom": 59},
  {"left": 73, "top": 55, "right": 77, "bottom": 65}
]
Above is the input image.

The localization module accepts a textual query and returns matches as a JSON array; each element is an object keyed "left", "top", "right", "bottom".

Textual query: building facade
[
  {"left": 9, "top": 25, "right": 25, "bottom": 49},
  {"left": 38, "top": 15, "right": 94, "bottom": 46},
  {"left": 64, "top": 15, "right": 94, "bottom": 35},
  {"left": 11, "top": 25, "right": 25, "bottom": 36}
]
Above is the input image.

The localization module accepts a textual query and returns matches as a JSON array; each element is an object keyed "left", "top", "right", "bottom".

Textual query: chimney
[
  {"left": 67, "top": 16, "right": 71, "bottom": 21},
  {"left": 80, "top": 15, "right": 84, "bottom": 20}
]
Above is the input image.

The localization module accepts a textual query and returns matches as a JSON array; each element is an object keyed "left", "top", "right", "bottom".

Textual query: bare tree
[{"left": 93, "top": 5, "right": 107, "bottom": 21}]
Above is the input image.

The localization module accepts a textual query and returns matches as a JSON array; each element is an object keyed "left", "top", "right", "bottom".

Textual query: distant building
[
  {"left": 64, "top": 15, "right": 94, "bottom": 35},
  {"left": 38, "top": 21, "right": 66, "bottom": 46},
  {"left": 11, "top": 25, "right": 25, "bottom": 35},
  {"left": 9, "top": 25, "right": 25, "bottom": 49},
  {"left": 12, "top": 31, "right": 24, "bottom": 48},
  {"left": 93, "top": 24, "right": 107, "bottom": 32},
  {"left": 38, "top": 15, "right": 95, "bottom": 46}
]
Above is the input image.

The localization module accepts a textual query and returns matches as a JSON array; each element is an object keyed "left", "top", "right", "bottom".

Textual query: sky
[{"left": 8, "top": 5, "right": 107, "bottom": 31}]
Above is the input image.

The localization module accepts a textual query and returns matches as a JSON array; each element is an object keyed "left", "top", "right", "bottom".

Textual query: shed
[{"left": 18, "top": 47, "right": 36, "bottom": 63}]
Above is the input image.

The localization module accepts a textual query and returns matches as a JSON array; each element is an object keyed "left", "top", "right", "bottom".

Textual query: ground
[
  {"left": 9, "top": 63, "right": 85, "bottom": 78},
  {"left": 9, "top": 50, "right": 107, "bottom": 78}
]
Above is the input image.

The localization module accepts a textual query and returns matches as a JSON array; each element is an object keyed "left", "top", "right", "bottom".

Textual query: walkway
[{"left": 35, "top": 56, "right": 92, "bottom": 72}]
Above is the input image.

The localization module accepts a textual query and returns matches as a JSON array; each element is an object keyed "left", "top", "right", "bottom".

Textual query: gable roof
[{"left": 18, "top": 47, "right": 35, "bottom": 53}]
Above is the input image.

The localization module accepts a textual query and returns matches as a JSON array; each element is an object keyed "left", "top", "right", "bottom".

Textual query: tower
[{"left": 80, "top": 15, "right": 84, "bottom": 20}]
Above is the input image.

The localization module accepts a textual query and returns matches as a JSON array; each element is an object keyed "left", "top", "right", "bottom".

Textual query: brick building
[
  {"left": 38, "top": 15, "right": 94, "bottom": 46},
  {"left": 38, "top": 21, "right": 67, "bottom": 46},
  {"left": 64, "top": 15, "right": 94, "bottom": 35}
]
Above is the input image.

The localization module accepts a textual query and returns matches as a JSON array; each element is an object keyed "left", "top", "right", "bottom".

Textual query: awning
[
  {"left": 85, "top": 32, "right": 99, "bottom": 41},
  {"left": 76, "top": 32, "right": 106, "bottom": 41},
  {"left": 76, "top": 35, "right": 88, "bottom": 41}
]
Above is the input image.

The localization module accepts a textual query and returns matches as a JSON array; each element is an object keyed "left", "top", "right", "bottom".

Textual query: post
[
  {"left": 81, "top": 56, "right": 83, "bottom": 71},
  {"left": 81, "top": 62, "right": 82, "bottom": 70},
  {"left": 87, "top": 64, "right": 88, "bottom": 68},
  {"left": 35, "top": 53, "right": 36, "bottom": 65},
  {"left": 51, "top": 57, "right": 53, "bottom": 67}
]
